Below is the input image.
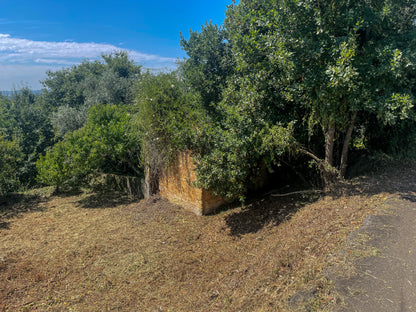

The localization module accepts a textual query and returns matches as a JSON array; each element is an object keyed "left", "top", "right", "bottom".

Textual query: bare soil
[{"left": 0, "top": 162, "right": 412, "bottom": 311}]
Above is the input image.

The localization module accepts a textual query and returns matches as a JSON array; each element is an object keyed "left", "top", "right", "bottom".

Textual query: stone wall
[{"left": 159, "top": 151, "right": 226, "bottom": 215}]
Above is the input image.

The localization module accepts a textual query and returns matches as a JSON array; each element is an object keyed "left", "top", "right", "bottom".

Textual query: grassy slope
[{"left": 0, "top": 173, "right": 393, "bottom": 311}]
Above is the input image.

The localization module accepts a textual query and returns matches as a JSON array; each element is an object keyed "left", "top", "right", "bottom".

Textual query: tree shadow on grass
[
  {"left": 225, "top": 160, "right": 416, "bottom": 237},
  {"left": 349, "top": 160, "right": 416, "bottom": 199},
  {"left": 76, "top": 191, "right": 138, "bottom": 209},
  {"left": 224, "top": 193, "right": 323, "bottom": 236},
  {"left": 0, "top": 193, "right": 46, "bottom": 230},
  {"left": 0, "top": 221, "right": 10, "bottom": 230},
  {"left": 51, "top": 186, "right": 84, "bottom": 198}
]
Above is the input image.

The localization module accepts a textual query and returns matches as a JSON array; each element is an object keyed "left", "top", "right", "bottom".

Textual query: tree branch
[
  {"left": 270, "top": 189, "right": 323, "bottom": 197},
  {"left": 297, "top": 148, "right": 322, "bottom": 163}
]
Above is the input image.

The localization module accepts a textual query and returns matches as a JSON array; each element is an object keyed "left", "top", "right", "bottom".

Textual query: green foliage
[
  {"left": 180, "top": 21, "right": 234, "bottom": 117},
  {"left": 84, "top": 52, "right": 141, "bottom": 106},
  {"left": 0, "top": 53, "right": 141, "bottom": 193},
  {"left": 0, "top": 88, "right": 55, "bottom": 188},
  {"left": 41, "top": 52, "right": 141, "bottom": 137},
  {"left": 222, "top": 0, "right": 416, "bottom": 174},
  {"left": 0, "top": 95, "right": 12, "bottom": 134},
  {"left": 41, "top": 60, "right": 101, "bottom": 109},
  {"left": 0, "top": 135, "right": 22, "bottom": 196},
  {"left": 194, "top": 123, "right": 293, "bottom": 201},
  {"left": 192, "top": 80, "right": 295, "bottom": 200},
  {"left": 176, "top": 0, "right": 416, "bottom": 198},
  {"left": 35, "top": 138, "right": 73, "bottom": 189},
  {"left": 134, "top": 72, "right": 204, "bottom": 171},
  {"left": 2, "top": 0, "right": 416, "bottom": 201},
  {"left": 37, "top": 104, "right": 142, "bottom": 189},
  {"left": 51, "top": 105, "right": 89, "bottom": 137}
]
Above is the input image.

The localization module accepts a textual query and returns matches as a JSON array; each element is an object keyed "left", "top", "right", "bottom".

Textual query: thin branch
[
  {"left": 297, "top": 148, "right": 322, "bottom": 163},
  {"left": 270, "top": 189, "right": 323, "bottom": 197}
]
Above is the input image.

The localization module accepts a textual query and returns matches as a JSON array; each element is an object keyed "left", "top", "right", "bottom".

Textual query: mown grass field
[{"left": 0, "top": 168, "right": 399, "bottom": 311}]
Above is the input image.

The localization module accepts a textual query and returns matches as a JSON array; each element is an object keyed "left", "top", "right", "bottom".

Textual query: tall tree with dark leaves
[
  {"left": 223, "top": 0, "right": 416, "bottom": 184},
  {"left": 180, "top": 21, "right": 234, "bottom": 118},
  {"left": 7, "top": 88, "right": 54, "bottom": 187}
]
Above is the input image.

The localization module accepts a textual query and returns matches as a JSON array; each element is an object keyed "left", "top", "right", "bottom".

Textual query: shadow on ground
[
  {"left": 353, "top": 160, "right": 416, "bottom": 199},
  {"left": 0, "top": 193, "right": 46, "bottom": 230},
  {"left": 224, "top": 160, "right": 416, "bottom": 237},
  {"left": 224, "top": 193, "right": 322, "bottom": 236},
  {"left": 53, "top": 188, "right": 84, "bottom": 197},
  {"left": 77, "top": 192, "right": 138, "bottom": 209}
]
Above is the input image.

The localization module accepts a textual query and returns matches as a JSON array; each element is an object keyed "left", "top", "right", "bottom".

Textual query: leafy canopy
[
  {"left": 41, "top": 52, "right": 142, "bottom": 137},
  {"left": 134, "top": 72, "right": 205, "bottom": 172},
  {"left": 37, "top": 104, "right": 141, "bottom": 189},
  {"left": 180, "top": 21, "right": 234, "bottom": 117},
  {"left": 182, "top": 0, "right": 416, "bottom": 198},
  {"left": 0, "top": 88, "right": 54, "bottom": 188}
]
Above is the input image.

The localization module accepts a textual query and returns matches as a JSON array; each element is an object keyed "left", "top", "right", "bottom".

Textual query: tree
[
  {"left": 0, "top": 135, "right": 22, "bottom": 196},
  {"left": 37, "top": 104, "right": 142, "bottom": 190},
  {"left": 4, "top": 88, "right": 55, "bottom": 187},
  {"left": 51, "top": 105, "right": 89, "bottom": 137},
  {"left": 223, "top": 0, "right": 416, "bottom": 184},
  {"left": 180, "top": 21, "right": 234, "bottom": 118},
  {"left": 41, "top": 52, "right": 141, "bottom": 137},
  {"left": 181, "top": 0, "right": 416, "bottom": 199},
  {"left": 84, "top": 52, "right": 141, "bottom": 106},
  {"left": 41, "top": 60, "right": 102, "bottom": 110},
  {"left": 0, "top": 95, "right": 12, "bottom": 134}
]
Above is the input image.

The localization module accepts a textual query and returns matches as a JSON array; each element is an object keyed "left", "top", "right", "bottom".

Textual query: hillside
[{"left": 2, "top": 161, "right": 412, "bottom": 311}]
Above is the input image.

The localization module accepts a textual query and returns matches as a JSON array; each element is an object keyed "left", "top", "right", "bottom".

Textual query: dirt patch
[
  {"left": 330, "top": 196, "right": 416, "bottom": 311},
  {"left": 2, "top": 163, "right": 412, "bottom": 311},
  {"left": 326, "top": 162, "right": 416, "bottom": 311}
]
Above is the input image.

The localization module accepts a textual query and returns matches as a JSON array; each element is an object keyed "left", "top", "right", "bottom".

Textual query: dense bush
[
  {"left": 0, "top": 53, "right": 142, "bottom": 195},
  {"left": 37, "top": 104, "right": 142, "bottom": 190},
  {"left": 0, "top": 89, "right": 54, "bottom": 188},
  {"left": 133, "top": 72, "right": 205, "bottom": 182},
  {"left": 42, "top": 52, "right": 141, "bottom": 137},
  {"left": 0, "top": 135, "right": 22, "bottom": 196},
  {"left": 185, "top": 0, "right": 416, "bottom": 199}
]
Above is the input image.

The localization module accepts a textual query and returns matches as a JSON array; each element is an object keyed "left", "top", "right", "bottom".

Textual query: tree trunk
[
  {"left": 298, "top": 120, "right": 342, "bottom": 189},
  {"left": 298, "top": 147, "right": 339, "bottom": 189},
  {"left": 325, "top": 120, "right": 336, "bottom": 167},
  {"left": 143, "top": 165, "right": 159, "bottom": 199},
  {"left": 340, "top": 111, "right": 357, "bottom": 177}
]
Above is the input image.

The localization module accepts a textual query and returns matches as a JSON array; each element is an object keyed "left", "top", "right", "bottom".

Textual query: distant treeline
[{"left": 1, "top": 90, "right": 42, "bottom": 97}]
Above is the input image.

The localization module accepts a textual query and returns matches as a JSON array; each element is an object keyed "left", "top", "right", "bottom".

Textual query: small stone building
[{"left": 159, "top": 151, "right": 226, "bottom": 215}]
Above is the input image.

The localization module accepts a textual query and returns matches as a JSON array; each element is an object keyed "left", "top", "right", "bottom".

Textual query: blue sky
[{"left": 0, "top": 0, "right": 234, "bottom": 90}]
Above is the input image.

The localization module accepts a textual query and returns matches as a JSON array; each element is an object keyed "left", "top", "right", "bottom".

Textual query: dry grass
[{"left": 0, "top": 175, "right": 393, "bottom": 311}]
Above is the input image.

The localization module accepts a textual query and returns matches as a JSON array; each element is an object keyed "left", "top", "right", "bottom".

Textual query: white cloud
[
  {"left": 34, "top": 58, "right": 77, "bottom": 65},
  {"left": 0, "top": 33, "right": 178, "bottom": 90}
]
